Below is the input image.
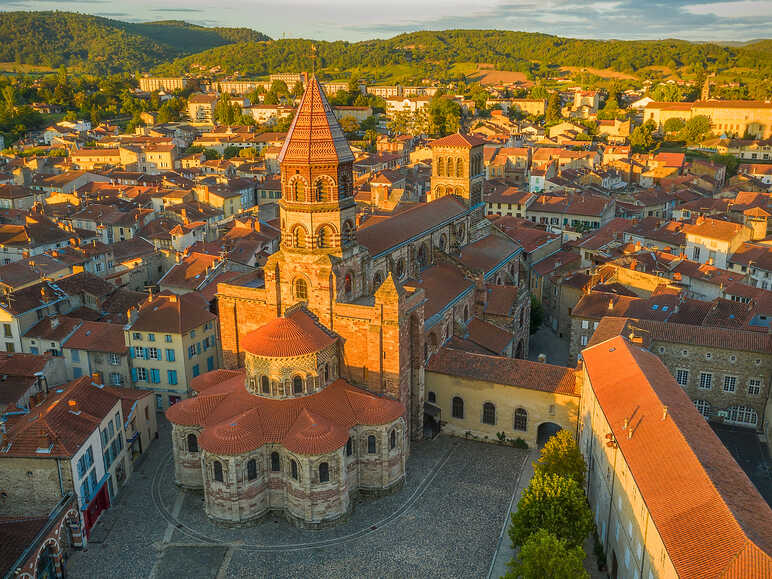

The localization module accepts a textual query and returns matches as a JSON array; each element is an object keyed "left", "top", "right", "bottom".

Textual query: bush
[
  {"left": 534, "top": 430, "right": 586, "bottom": 487},
  {"left": 505, "top": 528, "right": 588, "bottom": 579}
]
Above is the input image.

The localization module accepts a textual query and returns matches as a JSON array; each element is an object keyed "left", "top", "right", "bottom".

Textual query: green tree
[
  {"left": 505, "top": 529, "right": 588, "bottom": 579},
  {"left": 663, "top": 117, "right": 686, "bottom": 133},
  {"left": 290, "top": 81, "right": 304, "bottom": 98},
  {"left": 630, "top": 119, "right": 657, "bottom": 152},
  {"left": 338, "top": 115, "right": 359, "bottom": 135},
  {"left": 203, "top": 148, "right": 221, "bottom": 160},
  {"left": 1, "top": 85, "right": 15, "bottom": 114},
  {"left": 509, "top": 471, "right": 593, "bottom": 548},
  {"left": 545, "top": 92, "right": 561, "bottom": 124},
  {"left": 529, "top": 296, "right": 543, "bottom": 334},
  {"left": 681, "top": 114, "right": 712, "bottom": 142},
  {"left": 529, "top": 85, "right": 548, "bottom": 100},
  {"left": 223, "top": 145, "right": 241, "bottom": 159},
  {"left": 428, "top": 94, "right": 461, "bottom": 137},
  {"left": 238, "top": 146, "right": 259, "bottom": 159},
  {"left": 534, "top": 430, "right": 586, "bottom": 487}
]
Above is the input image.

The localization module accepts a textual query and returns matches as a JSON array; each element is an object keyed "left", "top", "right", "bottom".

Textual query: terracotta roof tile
[
  {"left": 241, "top": 308, "right": 336, "bottom": 358},
  {"left": 465, "top": 317, "right": 513, "bottom": 354}
]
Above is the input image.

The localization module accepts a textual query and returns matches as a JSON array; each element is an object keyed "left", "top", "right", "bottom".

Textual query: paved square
[{"left": 67, "top": 419, "right": 527, "bottom": 578}]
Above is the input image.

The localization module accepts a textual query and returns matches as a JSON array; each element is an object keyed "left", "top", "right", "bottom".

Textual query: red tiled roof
[
  {"left": 582, "top": 336, "right": 772, "bottom": 578},
  {"left": 683, "top": 217, "right": 748, "bottom": 242},
  {"left": 167, "top": 373, "right": 404, "bottom": 456},
  {"left": 427, "top": 347, "right": 577, "bottom": 395},
  {"left": 430, "top": 132, "right": 486, "bottom": 149},
  {"left": 464, "top": 318, "right": 513, "bottom": 354},
  {"left": 278, "top": 75, "right": 354, "bottom": 164},
  {"left": 64, "top": 320, "right": 127, "bottom": 354},
  {"left": 241, "top": 308, "right": 336, "bottom": 358},
  {"left": 129, "top": 291, "right": 215, "bottom": 335}
]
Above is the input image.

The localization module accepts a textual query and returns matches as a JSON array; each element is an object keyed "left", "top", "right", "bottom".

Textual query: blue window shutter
[
  {"left": 207, "top": 356, "right": 214, "bottom": 371},
  {"left": 130, "top": 348, "right": 135, "bottom": 359},
  {"left": 131, "top": 368, "right": 137, "bottom": 382},
  {"left": 152, "top": 368, "right": 160, "bottom": 384},
  {"left": 142, "top": 348, "right": 148, "bottom": 360},
  {"left": 168, "top": 370, "right": 177, "bottom": 385}
]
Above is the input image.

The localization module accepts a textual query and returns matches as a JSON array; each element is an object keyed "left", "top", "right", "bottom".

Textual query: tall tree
[
  {"left": 534, "top": 430, "right": 586, "bottom": 487},
  {"left": 509, "top": 472, "right": 593, "bottom": 548},
  {"left": 545, "top": 92, "right": 561, "bottom": 123},
  {"left": 505, "top": 529, "right": 588, "bottom": 579}
]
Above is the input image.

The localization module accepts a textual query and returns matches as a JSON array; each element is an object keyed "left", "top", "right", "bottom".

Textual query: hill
[
  {"left": 155, "top": 30, "right": 772, "bottom": 82},
  {"left": 0, "top": 12, "right": 270, "bottom": 74}
]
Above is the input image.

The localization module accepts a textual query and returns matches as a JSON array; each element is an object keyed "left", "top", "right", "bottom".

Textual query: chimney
[
  {"left": 662, "top": 406, "right": 669, "bottom": 421},
  {"left": 68, "top": 399, "right": 79, "bottom": 413},
  {"left": 91, "top": 371, "right": 102, "bottom": 386},
  {"left": 537, "top": 353, "right": 547, "bottom": 364},
  {"left": 608, "top": 299, "right": 614, "bottom": 311}
]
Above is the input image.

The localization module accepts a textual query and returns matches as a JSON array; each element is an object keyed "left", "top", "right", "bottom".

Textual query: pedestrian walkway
[{"left": 487, "top": 449, "right": 538, "bottom": 578}]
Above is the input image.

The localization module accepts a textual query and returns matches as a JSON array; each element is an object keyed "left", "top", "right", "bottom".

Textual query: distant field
[
  {"left": 469, "top": 66, "right": 529, "bottom": 86},
  {"left": 561, "top": 66, "right": 636, "bottom": 80},
  {"left": 0, "top": 62, "right": 56, "bottom": 73}
]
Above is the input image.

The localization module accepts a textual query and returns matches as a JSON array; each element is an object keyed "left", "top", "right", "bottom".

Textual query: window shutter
[
  {"left": 130, "top": 348, "right": 135, "bottom": 359},
  {"left": 143, "top": 348, "right": 148, "bottom": 360},
  {"left": 131, "top": 368, "right": 137, "bottom": 382}
]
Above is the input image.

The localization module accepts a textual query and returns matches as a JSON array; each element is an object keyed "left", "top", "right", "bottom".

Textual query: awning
[{"left": 424, "top": 402, "right": 441, "bottom": 418}]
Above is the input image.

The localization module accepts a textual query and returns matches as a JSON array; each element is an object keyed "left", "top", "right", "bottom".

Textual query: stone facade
[
  {"left": 428, "top": 135, "right": 485, "bottom": 208},
  {"left": 0, "top": 457, "right": 74, "bottom": 517}
]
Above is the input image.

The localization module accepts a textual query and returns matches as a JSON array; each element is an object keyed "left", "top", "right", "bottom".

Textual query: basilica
[{"left": 166, "top": 76, "right": 530, "bottom": 528}]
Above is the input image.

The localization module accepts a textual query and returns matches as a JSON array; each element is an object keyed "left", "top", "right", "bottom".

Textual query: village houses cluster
[{"left": 0, "top": 69, "right": 770, "bottom": 576}]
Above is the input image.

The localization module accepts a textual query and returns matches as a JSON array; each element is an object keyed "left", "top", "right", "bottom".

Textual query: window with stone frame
[
  {"left": 748, "top": 378, "right": 762, "bottom": 396},
  {"left": 294, "top": 278, "right": 308, "bottom": 300},
  {"left": 698, "top": 372, "right": 713, "bottom": 390},
  {"left": 261, "top": 375, "right": 270, "bottom": 394},
  {"left": 694, "top": 400, "right": 711, "bottom": 419},
  {"left": 723, "top": 375, "right": 737, "bottom": 393},
  {"left": 427, "top": 391, "right": 436, "bottom": 403},
  {"left": 271, "top": 452, "right": 280, "bottom": 472},
  {"left": 367, "top": 435, "right": 376, "bottom": 454},
  {"left": 675, "top": 369, "right": 689, "bottom": 387},
  {"left": 452, "top": 396, "right": 464, "bottom": 419},
  {"left": 247, "top": 459, "right": 257, "bottom": 481},
  {"left": 290, "top": 459, "right": 298, "bottom": 480},
  {"left": 482, "top": 402, "right": 496, "bottom": 425},
  {"left": 318, "top": 462, "right": 329, "bottom": 483},
  {"left": 293, "top": 375, "right": 303, "bottom": 394},
  {"left": 213, "top": 461, "right": 223, "bottom": 482},
  {"left": 390, "top": 429, "right": 396, "bottom": 450},
  {"left": 514, "top": 408, "right": 527, "bottom": 431},
  {"left": 346, "top": 437, "right": 353, "bottom": 456},
  {"left": 187, "top": 433, "right": 198, "bottom": 453}
]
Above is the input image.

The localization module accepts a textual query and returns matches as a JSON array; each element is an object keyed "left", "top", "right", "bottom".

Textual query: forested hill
[
  {"left": 156, "top": 29, "right": 772, "bottom": 81},
  {"left": 0, "top": 12, "right": 270, "bottom": 74}
]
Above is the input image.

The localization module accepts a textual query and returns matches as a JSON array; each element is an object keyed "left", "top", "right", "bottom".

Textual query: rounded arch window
[
  {"left": 290, "top": 459, "right": 298, "bottom": 480},
  {"left": 345, "top": 437, "right": 353, "bottom": 456},
  {"left": 315, "top": 178, "right": 331, "bottom": 202},
  {"left": 436, "top": 157, "right": 444, "bottom": 177},
  {"left": 260, "top": 375, "right": 270, "bottom": 394},
  {"left": 342, "top": 220, "right": 355, "bottom": 245},
  {"left": 344, "top": 273, "right": 353, "bottom": 298},
  {"left": 373, "top": 271, "right": 384, "bottom": 290},
  {"left": 456, "top": 158, "right": 464, "bottom": 178},
  {"left": 395, "top": 258, "right": 405, "bottom": 279},
  {"left": 317, "top": 225, "right": 334, "bottom": 249},
  {"left": 389, "top": 429, "right": 396, "bottom": 450},
  {"left": 292, "top": 178, "right": 306, "bottom": 202},
  {"left": 186, "top": 433, "right": 198, "bottom": 453},
  {"left": 270, "top": 452, "right": 280, "bottom": 472},
  {"left": 452, "top": 396, "right": 464, "bottom": 419},
  {"left": 292, "top": 226, "right": 306, "bottom": 248},
  {"left": 319, "top": 462, "right": 329, "bottom": 483},
  {"left": 246, "top": 458, "right": 257, "bottom": 481},
  {"left": 367, "top": 435, "right": 376, "bottom": 454},
  {"left": 293, "top": 375, "right": 303, "bottom": 394},
  {"left": 417, "top": 243, "right": 428, "bottom": 268},
  {"left": 294, "top": 278, "right": 308, "bottom": 300},
  {"left": 456, "top": 223, "right": 465, "bottom": 240},
  {"left": 213, "top": 460, "right": 223, "bottom": 482},
  {"left": 435, "top": 185, "right": 445, "bottom": 197},
  {"left": 482, "top": 402, "right": 496, "bottom": 425},
  {"left": 463, "top": 304, "right": 469, "bottom": 322},
  {"left": 447, "top": 157, "right": 454, "bottom": 177},
  {"left": 324, "top": 363, "right": 330, "bottom": 383},
  {"left": 338, "top": 172, "right": 350, "bottom": 197},
  {"left": 438, "top": 233, "right": 447, "bottom": 251},
  {"left": 514, "top": 408, "right": 528, "bottom": 431}
]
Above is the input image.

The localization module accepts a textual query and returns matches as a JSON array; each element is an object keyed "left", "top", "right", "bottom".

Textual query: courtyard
[{"left": 67, "top": 418, "right": 529, "bottom": 578}]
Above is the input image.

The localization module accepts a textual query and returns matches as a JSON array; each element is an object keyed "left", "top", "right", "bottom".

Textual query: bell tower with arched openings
[
  {"left": 428, "top": 132, "right": 486, "bottom": 208},
  {"left": 263, "top": 74, "right": 368, "bottom": 324}
]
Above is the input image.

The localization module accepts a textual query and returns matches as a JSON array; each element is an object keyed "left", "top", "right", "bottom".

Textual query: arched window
[
  {"left": 463, "top": 304, "right": 469, "bottom": 322},
  {"left": 435, "top": 185, "right": 445, "bottom": 198},
  {"left": 319, "top": 462, "right": 329, "bottom": 483},
  {"left": 390, "top": 429, "right": 396, "bottom": 450},
  {"left": 438, "top": 233, "right": 447, "bottom": 251},
  {"left": 293, "top": 375, "right": 303, "bottom": 394},
  {"left": 324, "top": 363, "right": 329, "bottom": 383},
  {"left": 346, "top": 437, "right": 353, "bottom": 456},
  {"left": 456, "top": 158, "right": 463, "bottom": 178},
  {"left": 482, "top": 402, "right": 496, "bottom": 425},
  {"left": 726, "top": 405, "right": 758, "bottom": 426},
  {"left": 342, "top": 220, "right": 354, "bottom": 244},
  {"left": 436, "top": 157, "right": 444, "bottom": 177},
  {"left": 315, "top": 178, "right": 330, "bottom": 202},
  {"left": 271, "top": 451, "right": 280, "bottom": 472},
  {"left": 424, "top": 343, "right": 429, "bottom": 361},
  {"left": 367, "top": 435, "right": 376, "bottom": 454},
  {"left": 519, "top": 308, "right": 524, "bottom": 328},
  {"left": 186, "top": 433, "right": 198, "bottom": 453},
  {"left": 514, "top": 408, "right": 528, "bottom": 431},
  {"left": 427, "top": 391, "right": 436, "bottom": 403},
  {"left": 294, "top": 278, "right": 307, "bottom": 300},
  {"left": 293, "top": 179, "right": 305, "bottom": 202},
  {"left": 373, "top": 271, "right": 383, "bottom": 290},
  {"left": 317, "top": 226, "right": 334, "bottom": 249},
  {"left": 395, "top": 258, "right": 405, "bottom": 279},
  {"left": 447, "top": 157, "right": 454, "bottom": 177},
  {"left": 292, "top": 226, "right": 305, "bottom": 248},
  {"left": 247, "top": 459, "right": 257, "bottom": 480},
  {"left": 452, "top": 396, "right": 464, "bottom": 419},
  {"left": 260, "top": 375, "right": 270, "bottom": 394},
  {"left": 290, "top": 459, "right": 298, "bottom": 480},
  {"left": 213, "top": 461, "right": 223, "bottom": 482},
  {"left": 417, "top": 243, "right": 428, "bottom": 268},
  {"left": 344, "top": 273, "right": 353, "bottom": 298}
]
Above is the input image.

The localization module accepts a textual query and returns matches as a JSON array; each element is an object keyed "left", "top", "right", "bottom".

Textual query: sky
[{"left": 0, "top": 0, "right": 770, "bottom": 42}]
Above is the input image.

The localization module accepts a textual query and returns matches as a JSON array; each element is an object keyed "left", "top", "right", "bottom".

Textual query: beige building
[
  {"left": 645, "top": 100, "right": 772, "bottom": 138},
  {"left": 125, "top": 292, "right": 219, "bottom": 409},
  {"left": 683, "top": 216, "right": 752, "bottom": 269},
  {"left": 138, "top": 77, "right": 193, "bottom": 93},
  {"left": 187, "top": 93, "right": 219, "bottom": 123},
  {"left": 579, "top": 335, "right": 772, "bottom": 579},
  {"left": 425, "top": 347, "right": 579, "bottom": 447},
  {"left": 509, "top": 98, "right": 547, "bottom": 117}
]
